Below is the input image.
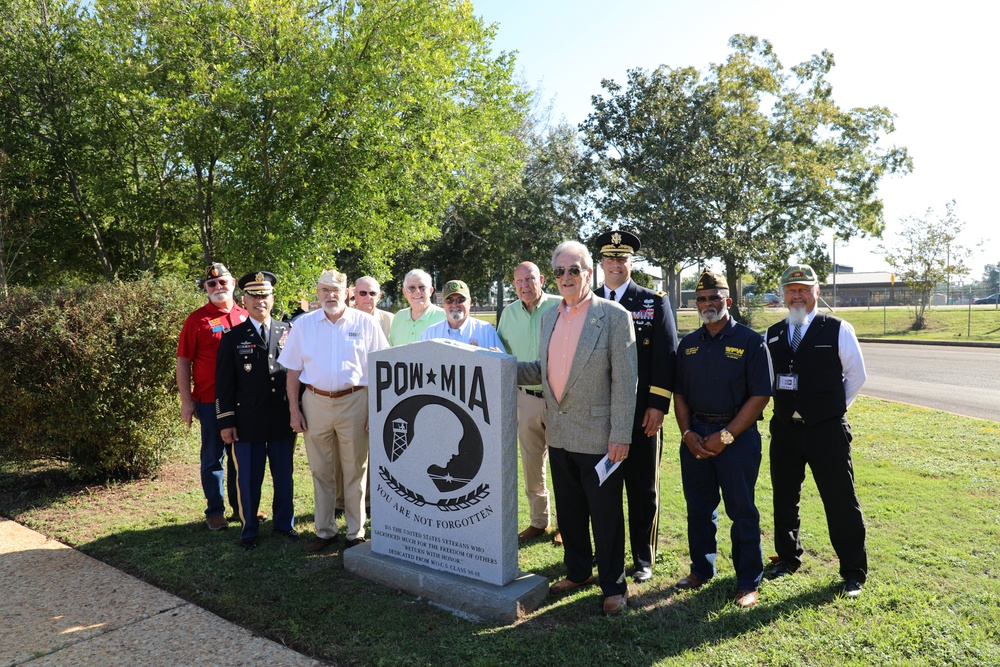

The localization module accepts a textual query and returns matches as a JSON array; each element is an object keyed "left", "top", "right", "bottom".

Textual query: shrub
[{"left": 0, "top": 275, "right": 203, "bottom": 480}]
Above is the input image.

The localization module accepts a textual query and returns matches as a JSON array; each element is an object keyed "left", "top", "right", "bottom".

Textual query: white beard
[
  {"left": 699, "top": 304, "right": 728, "bottom": 324},
  {"left": 787, "top": 306, "right": 809, "bottom": 326}
]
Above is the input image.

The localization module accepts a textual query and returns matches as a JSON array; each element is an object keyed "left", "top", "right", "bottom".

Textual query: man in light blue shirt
[{"left": 420, "top": 280, "right": 505, "bottom": 351}]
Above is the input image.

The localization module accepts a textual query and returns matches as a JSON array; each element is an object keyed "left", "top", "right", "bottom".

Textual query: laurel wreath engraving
[{"left": 379, "top": 466, "right": 489, "bottom": 511}]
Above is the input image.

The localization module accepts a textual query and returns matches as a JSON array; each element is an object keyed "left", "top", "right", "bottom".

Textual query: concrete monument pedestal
[{"left": 346, "top": 339, "right": 548, "bottom": 622}]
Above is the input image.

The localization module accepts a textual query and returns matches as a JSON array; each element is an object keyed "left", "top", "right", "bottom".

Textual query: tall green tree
[
  {"left": 882, "top": 200, "right": 971, "bottom": 329},
  {"left": 582, "top": 35, "right": 911, "bottom": 321}
]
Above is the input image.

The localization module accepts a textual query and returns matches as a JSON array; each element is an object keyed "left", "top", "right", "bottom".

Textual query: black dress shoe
[
  {"left": 632, "top": 566, "right": 652, "bottom": 583},
  {"left": 766, "top": 559, "right": 798, "bottom": 579},
  {"left": 241, "top": 538, "right": 258, "bottom": 551},
  {"left": 276, "top": 529, "right": 300, "bottom": 541}
]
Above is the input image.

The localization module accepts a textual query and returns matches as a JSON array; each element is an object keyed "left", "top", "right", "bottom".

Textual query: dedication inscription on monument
[{"left": 369, "top": 340, "right": 518, "bottom": 586}]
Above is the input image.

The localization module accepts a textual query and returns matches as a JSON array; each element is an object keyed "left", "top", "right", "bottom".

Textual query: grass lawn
[{"left": 1, "top": 397, "right": 998, "bottom": 666}]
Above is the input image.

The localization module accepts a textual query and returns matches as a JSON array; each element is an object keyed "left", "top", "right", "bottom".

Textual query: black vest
[{"left": 766, "top": 313, "right": 846, "bottom": 425}]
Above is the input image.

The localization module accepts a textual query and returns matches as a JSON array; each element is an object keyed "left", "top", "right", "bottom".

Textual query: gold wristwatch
[{"left": 720, "top": 428, "right": 734, "bottom": 445}]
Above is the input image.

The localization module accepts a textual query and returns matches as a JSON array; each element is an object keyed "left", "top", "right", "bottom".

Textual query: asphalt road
[{"left": 859, "top": 342, "right": 1000, "bottom": 422}]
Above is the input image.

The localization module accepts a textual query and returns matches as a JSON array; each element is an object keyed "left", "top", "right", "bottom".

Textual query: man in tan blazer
[{"left": 517, "top": 240, "right": 638, "bottom": 616}]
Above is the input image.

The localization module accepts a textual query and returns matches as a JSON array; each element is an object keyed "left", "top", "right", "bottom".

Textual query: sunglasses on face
[
  {"left": 356, "top": 290, "right": 378, "bottom": 297},
  {"left": 696, "top": 294, "right": 725, "bottom": 304},
  {"left": 445, "top": 295, "right": 467, "bottom": 305},
  {"left": 205, "top": 279, "right": 231, "bottom": 288},
  {"left": 552, "top": 266, "right": 583, "bottom": 278},
  {"left": 406, "top": 285, "right": 429, "bottom": 293}
]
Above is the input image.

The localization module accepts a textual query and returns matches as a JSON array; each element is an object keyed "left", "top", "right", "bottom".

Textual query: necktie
[
  {"left": 260, "top": 323, "right": 267, "bottom": 347},
  {"left": 790, "top": 324, "right": 802, "bottom": 351},
  {"left": 609, "top": 289, "right": 616, "bottom": 301}
]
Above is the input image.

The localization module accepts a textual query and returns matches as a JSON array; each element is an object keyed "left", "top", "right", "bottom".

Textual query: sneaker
[
  {"left": 206, "top": 515, "right": 228, "bottom": 531},
  {"left": 844, "top": 579, "right": 863, "bottom": 598}
]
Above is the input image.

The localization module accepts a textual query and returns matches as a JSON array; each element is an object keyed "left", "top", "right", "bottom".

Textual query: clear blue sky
[{"left": 473, "top": 0, "right": 996, "bottom": 282}]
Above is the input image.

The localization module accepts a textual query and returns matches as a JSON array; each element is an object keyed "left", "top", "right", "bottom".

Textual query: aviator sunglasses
[{"left": 552, "top": 266, "right": 583, "bottom": 278}]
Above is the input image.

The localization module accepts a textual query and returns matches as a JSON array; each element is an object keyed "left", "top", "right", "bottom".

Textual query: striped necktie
[{"left": 790, "top": 324, "right": 802, "bottom": 351}]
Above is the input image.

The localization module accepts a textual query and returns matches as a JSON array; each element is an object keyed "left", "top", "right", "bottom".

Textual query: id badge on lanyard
[{"left": 776, "top": 373, "right": 799, "bottom": 391}]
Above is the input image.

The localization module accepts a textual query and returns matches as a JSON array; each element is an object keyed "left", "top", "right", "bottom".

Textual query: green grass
[{"left": 2, "top": 397, "right": 998, "bottom": 665}]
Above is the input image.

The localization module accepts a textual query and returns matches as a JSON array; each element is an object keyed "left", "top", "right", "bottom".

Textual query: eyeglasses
[
  {"left": 695, "top": 294, "right": 725, "bottom": 304},
  {"left": 205, "top": 279, "right": 231, "bottom": 288},
  {"left": 356, "top": 290, "right": 378, "bottom": 297},
  {"left": 405, "top": 285, "right": 429, "bottom": 293},
  {"left": 445, "top": 295, "right": 467, "bottom": 305},
  {"left": 552, "top": 266, "right": 583, "bottom": 278}
]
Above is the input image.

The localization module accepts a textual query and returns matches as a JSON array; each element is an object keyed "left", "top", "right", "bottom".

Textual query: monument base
[{"left": 343, "top": 542, "right": 548, "bottom": 624}]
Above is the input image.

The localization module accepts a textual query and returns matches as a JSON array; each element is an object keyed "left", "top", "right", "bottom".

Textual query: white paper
[{"left": 595, "top": 454, "right": 621, "bottom": 486}]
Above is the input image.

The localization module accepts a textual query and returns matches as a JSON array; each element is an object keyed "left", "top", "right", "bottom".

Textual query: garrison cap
[
  {"left": 443, "top": 280, "right": 471, "bottom": 300},
  {"left": 696, "top": 270, "right": 729, "bottom": 291},
  {"left": 596, "top": 229, "right": 641, "bottom": 257},
  {"left": 203, "top": 262, "right": 231, "bottom": 283},
  {"left": 318, "top": 269, "right": 347, "bottom": 288},
  {"left": 238, "top": 271, "right": 276, "bottom": 296},
  {"left": 780, "top": 264, "right": 819, "bottom": 286}
]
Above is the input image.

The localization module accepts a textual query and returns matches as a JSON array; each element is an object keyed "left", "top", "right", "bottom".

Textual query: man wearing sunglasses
[
  {"left": 420, "top": 280, "right": 505, "bottom": 351},
  {"left": 595, "top": 229, "right": 678, "bottom": 585},
  {"left": 176, "top": 262, "right": 250, "bottom": 531},
  {"left": 353, "top": 276, "right": 394, "bottom": 340},
  {"left": 515, "top": 241, "right": 637, "bottom": 616},
  {"left": 388, "top": 269, "right": 446, "bottom": 346},
  {"left": 672, "top": 270, "right": 772, "bottom": 608}
]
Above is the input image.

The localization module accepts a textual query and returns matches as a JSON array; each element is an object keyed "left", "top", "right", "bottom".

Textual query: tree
[
  {"left": 581, "top": 35, "right": 911, "bottom": 321},
  {"left": 882, "top": 201, "right": 970, "bottom": 329}
]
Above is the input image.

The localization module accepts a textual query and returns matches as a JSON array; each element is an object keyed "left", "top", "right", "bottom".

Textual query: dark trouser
[
  {"left": 622, "top": 425, "right": 661, "bottom": 570},
  {"left": 550, "top": 447, "right": 627, "bottom": 597},
  {"left": 679, "top": 420, "right": 763, "bottom": 591},
  {"left": 197, "top": 402, "right": 239, "bottom": 517},
  {"left": 233, "top": 438, "right": 295, "bottom": 541},
  {"left": 770, "top": 416, "right": 867, "bottom": 583}
]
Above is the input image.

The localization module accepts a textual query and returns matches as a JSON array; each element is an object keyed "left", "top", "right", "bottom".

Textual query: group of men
[{"left": 176, "top": 232, "right": 869, "bottom": 617}]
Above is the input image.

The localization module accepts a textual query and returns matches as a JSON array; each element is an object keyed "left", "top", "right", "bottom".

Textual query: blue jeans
[
  {"left": 197, "top": 402, "right": 238, "bottom": 518},
  {"left": 679, "top": 419, "right": 764, "bottom": 591}
]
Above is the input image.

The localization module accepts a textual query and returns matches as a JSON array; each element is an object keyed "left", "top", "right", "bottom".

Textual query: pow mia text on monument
[{"left": 369, "top": 340, "right": 518, "bottom": 586}]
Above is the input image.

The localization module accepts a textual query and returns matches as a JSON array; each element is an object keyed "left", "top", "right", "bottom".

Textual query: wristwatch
[{"left": 719, "top": 428, "right": 735, "bottom": 445}]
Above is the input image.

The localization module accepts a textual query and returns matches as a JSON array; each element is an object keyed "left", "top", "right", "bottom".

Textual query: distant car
[
  {"left": 973, "top": 294, "right": 999, "bottom": 304},
  {"left": 751, "top": 292, "right": 782, "bottom": 307}
]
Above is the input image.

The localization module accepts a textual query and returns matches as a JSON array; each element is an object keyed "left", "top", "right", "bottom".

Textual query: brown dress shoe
[
  {"left": 344, "top": 536, "right": 367, "bottom": 549},
  {"left": 517, "top": 525, "right": 547, "bottom": 541},
  {"left": 674, "top": 574, "right": 706, "bottom": 591},
  {"left": 602, "top": 592, "right": 627, "bottom": 616},
  {"left": 206, "top": 515, "right": 228, "bottom": 531},
  {"left": 735, "top": 589, "right": 759, "bottom": 608},
  {"left": 552, "top": 530, "right": 563, "bottom": 546},
  {"left": 303, "top": 536, "right": 338, "bottom": 553},
  {"left": 550, "top": 576, "right": 596, "bottom": 594}
]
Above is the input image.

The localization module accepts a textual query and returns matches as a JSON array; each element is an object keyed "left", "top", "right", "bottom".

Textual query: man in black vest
[
  {"left": 765, "top": 264, "right": 868, "bottom": 597},
  {"left": 216, "top": 271, "right": 299, "bottom": 550},
  {"left": 596, "top": 230, "right": 678, "bottom": 583}
]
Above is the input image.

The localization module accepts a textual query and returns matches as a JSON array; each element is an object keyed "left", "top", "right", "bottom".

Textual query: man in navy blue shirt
[{"left": 672, "top": 270, "right": 772, "bottom": 608}]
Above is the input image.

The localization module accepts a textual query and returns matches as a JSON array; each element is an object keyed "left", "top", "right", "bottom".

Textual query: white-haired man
[
  {"left": 281, "top": 269, "right": 388, "bottom": 553},
  {"left": 388, "top": 269, "right": 445, "bottom": 346},
  {"left": 354, "top": 276, "right": 394, "bottom": 339}
]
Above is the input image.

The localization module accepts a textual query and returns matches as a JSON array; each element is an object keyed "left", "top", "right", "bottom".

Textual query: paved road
[{"left": 859, "top": 342, "right": 1000, "bottom": 422}]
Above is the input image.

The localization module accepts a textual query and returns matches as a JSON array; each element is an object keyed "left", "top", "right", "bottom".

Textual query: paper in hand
[{"left": 595, "top": 454, "right": 621, "bottom": 486}]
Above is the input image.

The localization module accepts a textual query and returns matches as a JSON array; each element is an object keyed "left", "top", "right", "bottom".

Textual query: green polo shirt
[
  {"left": 497, "top": 292, "right": 560, "bottom": 391},
  {"left": 388, "top": 304, "right": 446, "bottom": 346}
]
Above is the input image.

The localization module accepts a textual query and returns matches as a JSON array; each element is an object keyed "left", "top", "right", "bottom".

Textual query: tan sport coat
[{"left": 517, "top": 294, "right": 637, "bottom": 455}]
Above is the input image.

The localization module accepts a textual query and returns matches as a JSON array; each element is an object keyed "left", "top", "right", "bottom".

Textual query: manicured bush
[{"left": 0, "top": 275, "right": 203, "bottom": 480}]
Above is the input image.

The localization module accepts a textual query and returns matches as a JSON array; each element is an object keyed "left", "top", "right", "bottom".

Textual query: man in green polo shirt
[
  {"left": 388, "top": 268, "right": 446, "bottom": 346},
  {"left": 497, "top": 261, "right": 561, "bottom": 543}
]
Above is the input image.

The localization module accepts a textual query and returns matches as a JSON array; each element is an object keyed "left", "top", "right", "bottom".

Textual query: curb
[{"left": 858, "top": 338, "right": 1000, "bottom": 349}]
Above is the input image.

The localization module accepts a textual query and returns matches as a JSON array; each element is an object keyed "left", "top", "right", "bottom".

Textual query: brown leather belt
[{"left": 306, "top": 385, "right": 364, "bottom": 399}]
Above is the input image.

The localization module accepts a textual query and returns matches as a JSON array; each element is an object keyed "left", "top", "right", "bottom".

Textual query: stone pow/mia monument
[{"left": 344, "top": 340, "right": 548, "bottom": 621}]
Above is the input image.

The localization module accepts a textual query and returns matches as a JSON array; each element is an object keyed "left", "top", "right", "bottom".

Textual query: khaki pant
[
  {"left": 517, "top": 390, "right": 553, "bottom": 529},
  {"left": 302, "top": 388, "right": 369, "bottom": 541}
]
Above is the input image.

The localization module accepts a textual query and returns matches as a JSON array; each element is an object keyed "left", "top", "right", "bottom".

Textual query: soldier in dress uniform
[
  {"left": 595, "top": 230, "right": 678, "bottom": 583},
  {"left": 216, "top": 271, "right": 299, "bottom": 550}
]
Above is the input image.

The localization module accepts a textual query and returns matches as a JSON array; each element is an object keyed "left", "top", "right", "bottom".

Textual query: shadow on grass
[{"left": 0, "top": 460, "right": 89, "bottom": 515}]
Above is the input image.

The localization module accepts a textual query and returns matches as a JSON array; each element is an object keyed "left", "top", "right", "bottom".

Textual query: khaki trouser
[
  {"left": 517, "top": 389, "right": 553, "bottom": 529},
  {"left": 302, "top": 388, "right": 369, "bottom": 541}
]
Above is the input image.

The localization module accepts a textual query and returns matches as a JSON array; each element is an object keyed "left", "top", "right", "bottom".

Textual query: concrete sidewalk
[{"left": 0, "top": 518, "right": 322, "bottom": 666}]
